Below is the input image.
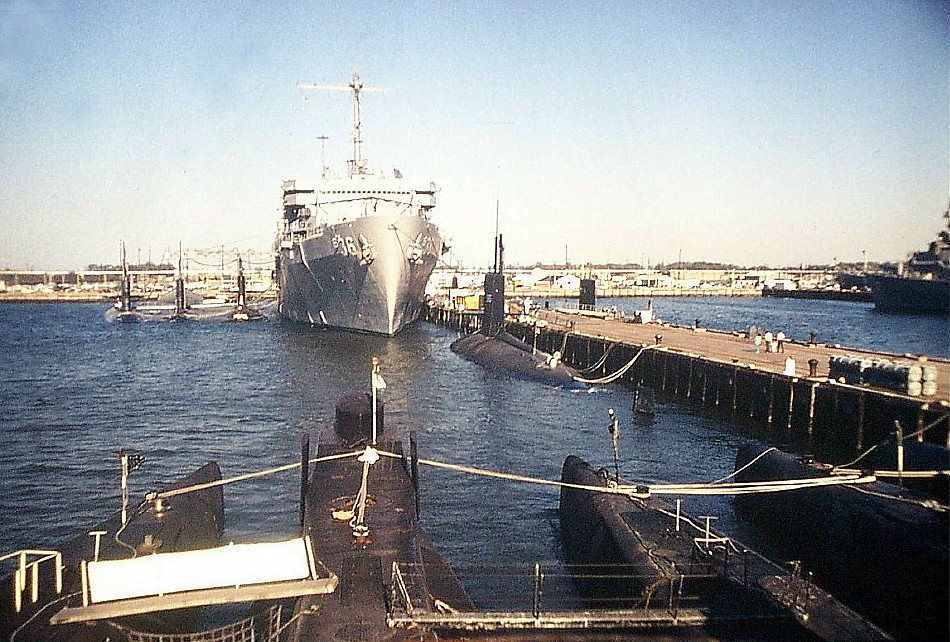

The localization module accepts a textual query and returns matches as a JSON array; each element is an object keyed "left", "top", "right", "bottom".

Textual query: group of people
[{"left": 751, "top": 328, "right": 786, "bottom": 354}]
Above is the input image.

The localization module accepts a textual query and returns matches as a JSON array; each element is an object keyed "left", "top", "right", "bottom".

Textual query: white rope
[
  {"left": 847, "top": 484, "right": 949, "bottom": 512},
  {"left": 833, "top": 467, "right": 950, "bottom": 479},
  {"left": 374, "top": 449, "right": 876, "bottom": 498},
  {"left": 643, "top": 474, "right": 877, "bottom": 496},
  {"left": 349, "top": 447, "right": 381, "bottom": 537},
  {"left": 375, "top": 449, "right": 648, "bottom": 497},
  {"left": 576, "top": 342, "right": 617, "bottom": 375},
  {"left": 708, "top": 447, "right": 779, "bottom": 485},
  {"left": 154, "top": 450, "right": 362, "bottom": 499},
  {"left": 573, "top": 346, "right": 654, "bottom": 385}
]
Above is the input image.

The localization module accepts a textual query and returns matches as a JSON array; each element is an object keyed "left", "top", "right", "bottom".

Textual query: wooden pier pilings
[{"left": 425, "top": 306, "right": 949, "bottom": 459}]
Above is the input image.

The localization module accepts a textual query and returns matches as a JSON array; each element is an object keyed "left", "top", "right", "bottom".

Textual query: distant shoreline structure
[{"left": 0, "top": 265, "right": 877, "bottom": 303}]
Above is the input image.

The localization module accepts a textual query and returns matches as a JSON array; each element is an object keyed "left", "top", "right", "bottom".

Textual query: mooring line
[
  {"left": 373, "top": 449, "right": 878, "bottom": 498},
  {"left": 153, "top": 450, "right": 362, "bottom": 499},
  {"left": 573, "top": 346, "right": 655, "bottom": 385}
]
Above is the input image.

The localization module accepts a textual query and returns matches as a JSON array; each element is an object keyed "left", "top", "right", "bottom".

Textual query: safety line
[
  {"left": 374, "top": 449, "right": 876, "bottom": 498},
  {"left": 153, "top": 450, "right": 362, "bottom": 499}
]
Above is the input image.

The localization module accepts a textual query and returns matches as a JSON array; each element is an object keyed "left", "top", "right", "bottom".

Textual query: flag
[
  {"left": 373, "top": 372, "right": 387, "bottom": 391},
  {"left": 393, "top": 167, "right": 402, "bottom": 179},
  {"left": 127, "top": 453, "right": 146, "bottom": 472}
]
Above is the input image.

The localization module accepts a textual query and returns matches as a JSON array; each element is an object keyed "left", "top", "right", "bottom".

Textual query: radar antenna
[{"left": 297, "top": 74, "right": 384, "bottom": 178}]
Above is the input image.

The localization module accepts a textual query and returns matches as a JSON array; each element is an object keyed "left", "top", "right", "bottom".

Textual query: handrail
[{"left": 0, "top": 549, "right": 63, "bottom": 612}]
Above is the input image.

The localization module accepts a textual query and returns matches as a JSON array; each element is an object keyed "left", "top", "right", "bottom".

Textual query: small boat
[{"left": 632, "top": 385, "right": 656, "bottom": 419}]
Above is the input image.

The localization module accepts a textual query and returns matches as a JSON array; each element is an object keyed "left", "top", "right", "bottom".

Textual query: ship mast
[
  {"left": 349, "top": 74, "right": 366, "bottom": 176},
  {"left": 296, "top": 73, "right": 383, "bottom": 178}
]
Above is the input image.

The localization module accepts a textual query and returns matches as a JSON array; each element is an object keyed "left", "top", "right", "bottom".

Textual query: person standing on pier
[
  {"left": 754, "top": 333, "right": 763, "bottom": 353},
  {"left": 776, "top": 331, "right": 786, "bottom": 353},
  {"left": 764, "top": 330, "right": 773, "bottom": 353}
]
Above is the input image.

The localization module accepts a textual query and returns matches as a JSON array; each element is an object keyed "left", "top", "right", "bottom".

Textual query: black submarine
[{"left": 450, "top": 232, "right": 586, "bottom": 390}]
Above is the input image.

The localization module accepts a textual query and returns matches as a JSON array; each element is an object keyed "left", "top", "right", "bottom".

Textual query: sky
[{"left": 0, "top": 0, "right": 947, "bottom": 271}]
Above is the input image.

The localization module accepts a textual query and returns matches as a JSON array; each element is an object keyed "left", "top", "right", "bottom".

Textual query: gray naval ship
[{"left": 275, "top": 74, "right": 445, "bottom": 335}]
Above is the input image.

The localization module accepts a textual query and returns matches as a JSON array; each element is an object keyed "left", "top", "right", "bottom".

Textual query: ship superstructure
[
  {"left": 275, "top": 74, "right": 444, "bottom": 335},
  {"left": 870, "top": 205, "right": 950, "bottom": 314}
]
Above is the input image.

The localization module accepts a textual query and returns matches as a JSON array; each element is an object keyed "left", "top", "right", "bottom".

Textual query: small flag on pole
[
  {"left": 373, "top": 372, "right": 387, "bottom": 391},
  {"left": 127, "top": 453, "right": 146, "bottom": 472}
]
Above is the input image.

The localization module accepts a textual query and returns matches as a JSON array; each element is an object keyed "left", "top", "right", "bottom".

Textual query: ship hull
[
  {"left": 868, "top": 273, "right": 949, "bottom": 314},
  {"left": 277, "top": 214, "right": 441, "bottom": 335}
]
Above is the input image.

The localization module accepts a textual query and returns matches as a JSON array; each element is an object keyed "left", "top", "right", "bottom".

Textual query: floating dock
[{"left": 428, "top": 305, "right": 949, "bottom": 458}]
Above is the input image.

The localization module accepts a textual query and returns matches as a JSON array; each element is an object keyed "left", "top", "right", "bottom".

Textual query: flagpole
[
  {"left": 120, "top": 452, "right": 129, "bottom": 526},
  {"left": 371, "top": 357, "right": 379, "bottom": 445}
]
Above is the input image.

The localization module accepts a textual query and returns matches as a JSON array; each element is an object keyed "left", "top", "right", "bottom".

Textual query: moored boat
[
  {"left": 733, "top": 444, "right": 949, "bottom": 641},
  {"left": 274, "top": 74, "right": 445, "bottom": 335},
  {"left": 869, "top": 206, "right": 949, "bottom": 314},
  {"left": 559, "top": 454, "right": 892, "bottom": 641}
]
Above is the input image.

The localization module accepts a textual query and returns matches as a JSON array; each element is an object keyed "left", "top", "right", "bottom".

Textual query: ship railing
[
  {"left": 0, "top": 549, "right": 62, "bottom": 612},
  {"left": 387, "top": 561, "right": 792, "bottom": 630},
  {"left": 113, "top": 603, "right": 284, "bottom": 642}
]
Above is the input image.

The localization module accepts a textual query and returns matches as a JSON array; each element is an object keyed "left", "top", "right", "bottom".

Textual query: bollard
[
  {"left": 784, "top": 357, "right": 796, "bottom": 376},
  {"left": 808, "top": 358, "right": 819, "bottom": 377}
]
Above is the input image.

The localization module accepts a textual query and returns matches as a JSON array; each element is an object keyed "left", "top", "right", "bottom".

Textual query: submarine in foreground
[{"left": 450, "top": 233, "right": 586, "bottom": 390}]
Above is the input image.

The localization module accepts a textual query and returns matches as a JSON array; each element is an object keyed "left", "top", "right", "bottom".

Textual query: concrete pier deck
[
  {"left": 533, "top": 308, "right": 949, "bottom": 402},
  {"left": 427, "top": 304, "right": 949, "bottom": 456}
]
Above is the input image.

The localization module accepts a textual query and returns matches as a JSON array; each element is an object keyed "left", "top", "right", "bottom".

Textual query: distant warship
[
  {"left": 274, "top": 74, "right": 446, "bottom": 335},
  {"left": 869, "top": 205, "right": 949, "bottom": 314}
]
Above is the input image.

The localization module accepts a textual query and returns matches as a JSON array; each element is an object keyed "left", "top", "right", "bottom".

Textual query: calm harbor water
[{"left": 0, "top": 299, "right": 945, "bottom": 608}]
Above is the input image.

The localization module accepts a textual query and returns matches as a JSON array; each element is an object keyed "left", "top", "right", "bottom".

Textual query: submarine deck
[{"left": 289, "top": 440, "right": 473, "bottom": 642}]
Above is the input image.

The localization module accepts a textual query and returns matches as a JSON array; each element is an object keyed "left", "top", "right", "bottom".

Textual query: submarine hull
[
  {"left": 450, "top": 331, "right": 585, "bottom": 389},
  {"left": 734, "top": 445, "right": 949, "bottom": 641}
]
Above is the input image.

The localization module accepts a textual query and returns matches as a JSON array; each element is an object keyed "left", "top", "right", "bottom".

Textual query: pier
[{"left": 426, "top": 305, "right": 949, "bottom": 458}]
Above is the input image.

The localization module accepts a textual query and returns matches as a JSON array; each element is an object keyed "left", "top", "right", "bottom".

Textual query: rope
[
  {"left": 349, "top": 459, "right": 372, "bottom": 537},
  {"left": 153, "top": 451, "right": 361, "bottom": 499},
  {"left": 848, "top": 484, "right": 949, "bottom": 512},
  {"left": 833, "top": 413, "right": 950, "bottom": 472},
  {"left": 906, "top": 412, "right": 950, "bottom": 441},
  {"left": 709, "top": 447, "right": 779, "bottom": 484},
  {"left": 374, "top": 449, "right": 647, "bottom": 497},
  {"left": 576, "top": 342, "right": 617, "bottom": 375},
  {"left": 833, "top": 467, "right": 950, "bottom": 479},
  {"left": 573, "top": 346, "right": 654, "bottom": 385},
  {"left": 645, "top": 475, "right": 877, "bottom": 495},
  {"left": 373, "top": 449, "right": 876, "bottom": 498},
  {"left": 349, "top": 447, "right": 380, "bottom": 537},
  {"left": 9, "top": 591, "right": 81, "bottom": 642}
]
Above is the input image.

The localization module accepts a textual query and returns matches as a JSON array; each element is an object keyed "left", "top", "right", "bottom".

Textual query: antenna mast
[
  {"left": 316, "top": 135, "right": 329, "bottom": 178},
  {"left": 296, "top": 74, "right": 383, "bottom": 178}
]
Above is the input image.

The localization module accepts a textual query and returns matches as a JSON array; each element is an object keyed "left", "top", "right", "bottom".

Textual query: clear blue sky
[{"left": 1, "top": 0, "right": 947, "bottom": 270}]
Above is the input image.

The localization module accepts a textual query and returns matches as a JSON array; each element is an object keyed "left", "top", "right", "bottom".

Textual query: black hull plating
[{"left": 869, "top": 273, "right": 949, "bottom": 314}]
